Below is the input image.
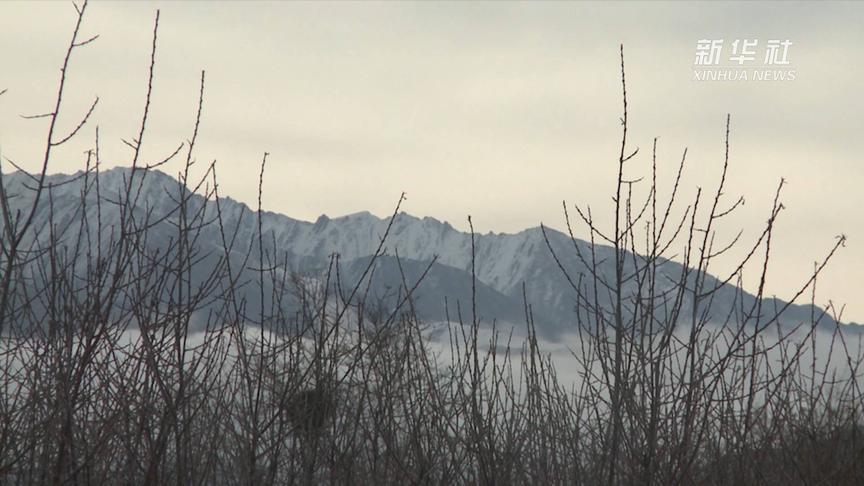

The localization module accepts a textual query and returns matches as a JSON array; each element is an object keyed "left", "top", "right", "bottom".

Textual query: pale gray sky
[{"left": 1, "top": 1, "right": 862, "bottom": 322}]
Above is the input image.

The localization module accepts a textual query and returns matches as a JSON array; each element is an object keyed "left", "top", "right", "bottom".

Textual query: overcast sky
[{"left": 1, "top": 1, "right": 862, "bottom": 322}]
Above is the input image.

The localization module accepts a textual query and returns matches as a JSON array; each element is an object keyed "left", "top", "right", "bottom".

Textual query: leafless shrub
[{"left": 0, "top": 3, "right": 861, "bottom": 485}]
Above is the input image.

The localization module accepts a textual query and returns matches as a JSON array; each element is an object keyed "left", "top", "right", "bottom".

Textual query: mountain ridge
[{"left": 0, "top": 166, "right": 855, "bottom": 336}]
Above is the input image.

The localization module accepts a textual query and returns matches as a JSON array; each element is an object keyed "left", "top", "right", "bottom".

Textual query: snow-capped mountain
[{"left": 0, "top": 167, "right": 854, "bottom": 336}]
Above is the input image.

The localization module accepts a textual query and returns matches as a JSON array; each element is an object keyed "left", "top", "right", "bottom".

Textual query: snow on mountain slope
[{"left": 0, "top": 167, "right": 851, "bottom": 335}]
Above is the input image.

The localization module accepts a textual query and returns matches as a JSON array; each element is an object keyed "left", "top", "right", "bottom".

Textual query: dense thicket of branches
[{"left": 1, "top": 3, "right": 862, "bottom": 485}]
